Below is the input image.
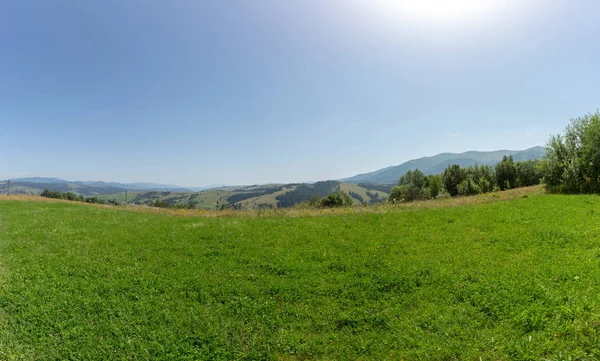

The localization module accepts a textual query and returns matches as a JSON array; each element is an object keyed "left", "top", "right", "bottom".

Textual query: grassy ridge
[{"left": 0, "top": 193, "right": 600, "bottom": 360}]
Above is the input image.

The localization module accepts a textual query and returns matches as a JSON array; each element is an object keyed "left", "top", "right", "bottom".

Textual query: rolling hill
[
  {"left": 3, "top": 146, "right": 546, "bottom": 208},
  {"left": 2, "top": 178, "right": 389, "bottom": 209},
  {"left": 342, "top": 146, "right": 545, "bottom": 184},
  {"left": 118, "top": 181, "right": 390, "bottom": 210}
]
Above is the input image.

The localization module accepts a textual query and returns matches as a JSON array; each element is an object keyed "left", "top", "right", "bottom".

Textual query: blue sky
[{"left": 1, "top": 0, "right": 598, "bottom": 186}]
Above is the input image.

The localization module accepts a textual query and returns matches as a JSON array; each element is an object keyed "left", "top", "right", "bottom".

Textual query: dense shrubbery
[
  {"left": 389, "top": 171, "right": 446, "bottom": 202},
  {"left": 318, "top": 191, "right": 354, "bottom": 208},
  {"left": 152, "top": 199, "right": 170, "bottom": 208},
  {"left": 388, "top": 158, "right": 543, "bottom": 203},
  {"left": 41, "top": 189, "right": 196, "bottom": 209},
  {"left": 296, "top": 190, "right": 354, "bottom": 208},
  {"left": 41, "top": 189, "right": 106, "bottom": 204},
  {"left": 543, "top": 110, "right": 600, "bottom": 194}
]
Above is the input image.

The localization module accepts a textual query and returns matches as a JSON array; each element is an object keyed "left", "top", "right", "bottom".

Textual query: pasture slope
[{"left": 0, "top": 188, "right": 599, "bottom": 360}]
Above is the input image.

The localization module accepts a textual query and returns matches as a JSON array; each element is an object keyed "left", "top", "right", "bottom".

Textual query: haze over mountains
[
  {"left": 2, "top": 178, "right": 199, "bottom": 195},
  {"left": 3, "top": 147, "right": 546, "bottom": 196}
]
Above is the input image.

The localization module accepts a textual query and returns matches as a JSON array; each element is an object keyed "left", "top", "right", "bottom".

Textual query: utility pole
[{"left": 125, "top": 189, "right": 128, "bottom": 203}]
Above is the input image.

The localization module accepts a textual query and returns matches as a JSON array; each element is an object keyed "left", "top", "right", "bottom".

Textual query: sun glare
[{"left": 371, "top": 0, "right": 506, "bottom": 25}]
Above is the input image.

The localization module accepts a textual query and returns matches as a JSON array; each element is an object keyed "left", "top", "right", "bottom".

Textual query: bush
[
  {"left": 85, "top": 196, "right": 106, "bottom": 204},
  {"left": 41, "top": 189, "right": 64, "bottom": 199},
  {"left": 320, "top": 191, "right": 353, "bottom": 208},
  {"left": 152, "top": 199, "right": 170, "bottom": 208}
]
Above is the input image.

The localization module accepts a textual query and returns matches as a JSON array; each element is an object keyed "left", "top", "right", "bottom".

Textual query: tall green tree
[
  {"left": 544, "top": 111, "right": 600, "bottom": 193},
  {"left": 389, "top": 169, "right": 428, "bottom": 202},
  {"left": 442, "top": 164, "right": 466, "bottom": 197},
  {"left": 515, "top": 159, "right": 543, "bottom": 187},
  {"left": 426, "top": 174, "right": 442, "bottom": 199}
]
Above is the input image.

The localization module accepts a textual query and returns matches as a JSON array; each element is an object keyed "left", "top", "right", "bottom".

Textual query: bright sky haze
[{"left": 1, "top": 0, "right": 598, "bottom": 186}]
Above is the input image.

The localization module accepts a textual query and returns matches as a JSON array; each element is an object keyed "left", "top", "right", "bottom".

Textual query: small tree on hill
[{"left": 495, "top": 155, "right": 517, "bottom": 190}]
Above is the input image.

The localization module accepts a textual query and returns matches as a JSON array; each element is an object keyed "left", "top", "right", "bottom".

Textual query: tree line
[
  {"left": 388, "top": 109, "right": 600, "bottom": 201},
  {"left": 388, "top": 157, "right": 543, "bottom": 203},
  {"left": 41, "top": 189, "right": 113, "bottom": 204},
  {"left": 544, "top": 110, "right": 600, "bottom": 194},
  {"left": 40, "top": 189, "right": 196, "bottom": 209}
]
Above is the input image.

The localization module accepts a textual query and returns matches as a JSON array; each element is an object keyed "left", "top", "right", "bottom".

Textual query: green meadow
[{"left": 1, "top": 191, "right": 600, "bottom": 360}]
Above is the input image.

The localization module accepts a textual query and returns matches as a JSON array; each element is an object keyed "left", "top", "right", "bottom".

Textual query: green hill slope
[{"left": 1, "top": 191, "right": 599, "bottom": 359}]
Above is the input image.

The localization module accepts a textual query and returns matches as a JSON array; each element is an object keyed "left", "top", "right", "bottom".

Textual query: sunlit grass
[{"left": 1, "top": 186, "right": 598, "bottom": 360}]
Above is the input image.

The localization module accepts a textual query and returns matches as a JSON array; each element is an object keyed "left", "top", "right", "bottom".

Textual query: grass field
[
  {"left": 96, "top": 192, "right": 142, "bottom": 203},
  {"left": 1, "top": 190, "right": 600, "bottom": 360}
]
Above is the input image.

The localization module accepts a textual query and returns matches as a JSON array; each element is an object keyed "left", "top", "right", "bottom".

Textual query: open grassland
[
  {"left": 1, "top": 189, "right": 600, "bottom": 360},
  {"left": 97, "top": 192, "right": 141, "bottom": 203}
]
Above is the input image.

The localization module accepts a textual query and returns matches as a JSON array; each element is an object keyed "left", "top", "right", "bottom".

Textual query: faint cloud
[
  {"left": 524, "top": 132, "right": 532, "bottom": 136},
  {"left": 448, "top": 132, "right": 460, "bottom": 137}
]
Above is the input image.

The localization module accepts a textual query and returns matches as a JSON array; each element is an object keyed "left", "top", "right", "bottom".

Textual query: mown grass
[{"left": 0, "top": 190, "right": 599, "bottom": 360}]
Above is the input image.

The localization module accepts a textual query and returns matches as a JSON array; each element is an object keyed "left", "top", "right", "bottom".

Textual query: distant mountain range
[
  {"left": 8, "top": 177, "right": 226, "bottom": 193},
  {"left": 342, "top": 146, "right": 546, "bottom": 184},
  {"left": 2, "top": 178, "right": 202, "bottom": 196},
  {"left": 12, "top": 177, "right": 188, "bottom": 190},
  {"left": 2, "top": 147, "right": 547, "bottom": 197}
]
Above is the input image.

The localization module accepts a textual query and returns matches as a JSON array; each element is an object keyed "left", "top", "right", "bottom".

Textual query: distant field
[
  {"left": 1, "top": 189, "right": 600, "bottom": 360},
  {"left": 117, "top": 182, "right": 391, "bottom": 210},
  {"left": 96, "top": 191, "right": 141, "bottom": 202}
]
